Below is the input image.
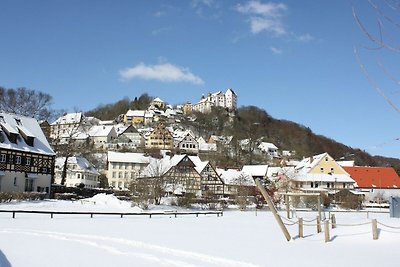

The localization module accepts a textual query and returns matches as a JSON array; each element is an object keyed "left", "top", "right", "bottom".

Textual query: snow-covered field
[{"left": 1, "top": 194, "right": 400, "bottom": 267}]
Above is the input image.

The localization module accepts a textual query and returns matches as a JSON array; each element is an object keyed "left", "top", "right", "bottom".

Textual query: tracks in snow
[{"left": 1, "top": 228, "right": 259, "bottom": 267}]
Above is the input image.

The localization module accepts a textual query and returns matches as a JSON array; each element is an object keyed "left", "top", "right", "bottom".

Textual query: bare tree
[
  {"left": 0, "top": 87, "right": 57, "bottom": 121},
  {"left": 50, "top": 112, "right": 93, "bottom": 185},
  {"left": 133, "top": 158, "right": 170, "bottom": 206},
  {"left": 353, "top": 0, "right": 400, "bottom": 113}
]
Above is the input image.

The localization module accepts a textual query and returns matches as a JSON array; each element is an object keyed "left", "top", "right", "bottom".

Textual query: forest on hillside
[{"left": 85, "top": 93, "right": 400, "bottom": 173}]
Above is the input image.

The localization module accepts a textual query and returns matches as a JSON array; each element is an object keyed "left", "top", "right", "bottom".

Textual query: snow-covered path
[{"left": 1, "top": 197, "right": 400, "bottom": 267}]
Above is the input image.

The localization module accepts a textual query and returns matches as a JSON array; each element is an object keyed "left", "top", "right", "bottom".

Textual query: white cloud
[
  {"left": 296, "top": 33, "right": 314, "bottom": 42},
  {"left": 119, "top": 63, "right": 204, "bottom": 85},
  {"left": 236, "top": 1, "right": 287, "bottom": 35},
  {"left": 270, "top": 46, "right": 283, "bottom": 54}
]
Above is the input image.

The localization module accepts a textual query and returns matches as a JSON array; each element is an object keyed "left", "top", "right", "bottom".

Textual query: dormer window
[
  {"left": 15, "top": 118, "right": 22, "bottom": 126},
  {"left": 0, "top": 116, "right": 5, "bottom": 123}
]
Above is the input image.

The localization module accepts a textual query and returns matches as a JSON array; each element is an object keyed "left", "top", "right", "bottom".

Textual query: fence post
[
  {"left": 51, "top": 213, "right": 54, "bottom": 219},
  {"left": 331, "top": 214, "right": 336, "bottom": 229},
  {"left": 317, "top": 215, "right": 321, "bottom": 233},
  {"left": 298, "top": 218, "right": 303, "bottom": 238},
  {"left": 12, "top": 211, "right": 15, "bottom": 219},
  {"left": 324, "top": 220, "right": 330, "bottom": 242},
  {"left": 372, "top": 219, "right": 378, "bottom": 240}
]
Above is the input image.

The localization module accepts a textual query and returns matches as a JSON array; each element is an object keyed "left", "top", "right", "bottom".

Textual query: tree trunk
[{"left": 61, "top": 156, "right": 69, "bottom": 185}]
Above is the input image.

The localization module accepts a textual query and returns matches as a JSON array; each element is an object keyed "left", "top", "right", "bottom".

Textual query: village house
[
  {"left": 174, "top": 130, "right": 199, "bottom": 155},
  {"left": 110, "top": 125, "right": 144, "bottom": 150},
  {"left": 0, "top": 112, "right": 55, "bottom": 194},
  {"left": 124, "top": 110, "right": 145, "bottom": 125},
  {"left": 189, "top": 156, "right": 224, "bottom": 198},
  {"left": 258, "top": 142, "right": 279, "bottom": 158},
  {"left": 344, "top": 166, "right": 400, "bottom": 202},
  {"left": 292, "top": 152, "right": 355, "bottom": 194},
  {"left": 49, "top": 112, "right": 98, "bottom": 142},
  {"left": 107, "top": 151, "right": 151, "bottom": 190},
  {"left": 242, "top": 165, "right": 269, "bottom": 181},
  {"left": 87, "top": 125, "right": 117, "bottom": 150},
  {"left": 54, "top": 156, "right": 100, "bottom": 189},
  {"left": 216, "top": 168, "right": 256, "bottom": 198},
  {"left": 151, "top": 97, "right": 166, "bottom": 110},
  {"left": 145, "top": 123, "right": 174, "bottom": 150},
  {"left": 139, "top": 154, "right": 202, "bottom": 197}
]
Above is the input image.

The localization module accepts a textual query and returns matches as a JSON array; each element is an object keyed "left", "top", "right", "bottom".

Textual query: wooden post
[
  {"left": 285, "top": 194, "right": 290, "bottom": 219},
  {"left": 120, "top": 214, "right": 123, "bottom": 218},
  {"left": 324, "top": 220, "right": 330, "bottom": 242},
  {"left": 255, "top": 179, "right": 291, "bottom": 241},
  {"left": 90, "top": 213, "right": 93, "bottom": 218},
  {"left": 12, "top": 211, "right": 15, "bottom": 219},
  {"left": 331, "top": 214, "right": 336, "bottom": 229},
  {"left": 372, "top": 219, "right": 378, "bottom": 240},
  {"left": 317, "top": 215, "right": 321, "bottom": 233},
  {"left": 317, "top": 194, "right": 322, "bottom": 219},
  {"left": 51, "top": 213, "right": 54, "bottom": 219},
  {"left": 298, "top": 218, "right": 303, "bottom": 238}
]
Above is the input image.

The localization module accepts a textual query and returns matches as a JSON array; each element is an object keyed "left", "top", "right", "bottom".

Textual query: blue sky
[{"left": 1, "top": 0, "right": 399, "bottom": 159}]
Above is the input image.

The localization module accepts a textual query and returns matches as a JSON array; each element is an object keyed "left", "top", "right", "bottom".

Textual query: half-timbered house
[
  {"left": 0, "top": 112, "right": 55, "bottom": 194},
  {"left": 189, "top": 156, "right": 224, "bottom": 198},
  {"left": 163, "top": 155, "right": 202, "bottom": 197}
]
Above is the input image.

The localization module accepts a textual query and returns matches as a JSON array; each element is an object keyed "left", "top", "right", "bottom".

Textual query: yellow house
[
  {"left": 293, "top": 152, "right": 355, "bottom": 191},
  {"left": 124, "top": 110, "right": 145, "bottom": 125}
]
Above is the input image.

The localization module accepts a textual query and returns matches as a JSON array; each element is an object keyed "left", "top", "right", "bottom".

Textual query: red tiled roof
[{"left": 343, "top": 166, "right": 400, "bottom": 189}]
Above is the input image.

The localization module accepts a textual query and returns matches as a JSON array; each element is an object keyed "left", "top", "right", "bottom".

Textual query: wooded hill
[{"left": 85, "top": 94, "right": 400, "bottom": 173}]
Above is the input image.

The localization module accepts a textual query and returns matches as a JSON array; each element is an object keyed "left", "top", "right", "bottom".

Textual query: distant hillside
[{"left": 85, "top": 94, "right": 400, "bottom": 173}]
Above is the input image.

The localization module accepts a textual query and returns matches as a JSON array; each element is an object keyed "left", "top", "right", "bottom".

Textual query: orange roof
[{"left": 343, "top": 166, "right": 400, "bottom": 189}]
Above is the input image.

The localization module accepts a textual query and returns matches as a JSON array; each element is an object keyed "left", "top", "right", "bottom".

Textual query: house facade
[
  {"left": 145, "top": 123, "right": 173, "bottom": 150},
  {"left": 176, "top": 132, "right": 199, "bottom": 155},
  {"left": 107, "top": 151, "right": 150, "bottom": 190},
  {"left": 54, "top": 156, "right": 100, "bottom": 188},
  {"left": 162, "top": 155, "right": 202, "bottom": 197},
  {"left": 292, "top": 152, "right": 355, "bottom": 193},
  {"left": 190, "top": 156, "right": 224, "bottom": 198},
  {"left": 0, "top": 113, "right": 55, "bottom": 194}
]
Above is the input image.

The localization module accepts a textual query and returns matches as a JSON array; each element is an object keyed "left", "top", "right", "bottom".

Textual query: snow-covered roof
[
  {"left": 55, "top": 156, "right": 100, "bottom": 175},
  {"left": 188, "top": 156, "right": 208, "bottom": 173},
  {"left": 51, "top": 112, "right": 82, "bottom": 125},
  {"left": 139, "top": 157, "right": 172, "bottom": 177},
  {"left": 337, "top": 160, "right": 355, "bottom": 167},
  {"left": 242, "top": 165, "right": 268, "bottom": 177},
  {"left": 295, "top": 152, "right": 328, "bottom": 173},
  {"left": 216, "top": 168, "right": 255, "bottom": 186},
  {"left": 107, "top": 151, "right": 150, "bottom": 164},
  {"left": 126, "top": 110, "right": 145, "bottom": 117},
  {"left": 88, "top": 125, "right": 115, "bottom": 137},
  {"left": 0, "top": 112, "right": 55, "bottom": 155},
  {"left": 258, "top": 142, "right": 278, "bottom": 151},
  {"left": 153, "top": 97, "right": 164, "bottom": 103},
  {"left": 267, "top": 167, "right": 295, "bottom": 180}
]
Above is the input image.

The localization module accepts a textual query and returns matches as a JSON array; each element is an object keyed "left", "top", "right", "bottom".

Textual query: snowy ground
[{"left": 0, "top": 194, "right": 400, "bottom": 267}]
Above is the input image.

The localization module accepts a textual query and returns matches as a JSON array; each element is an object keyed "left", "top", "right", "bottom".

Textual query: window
[
  {"left": 325, "top": 157, "right": 328, "bottom": 162},
  {"left": 310, "top": 182, "right": 314, "bottom": 188},
  {"left": 25, "top": 157, "right": 31, "bottom": 166},
  {"left": 77, "top": 173, "right": 81, "bottom": 179},
  {"left": 0, "top": 154, "right": 6, "bottom": 163},
  {"left": 14, "top": 118, "right": 22, "bottom": 126},
  {"left": 42, "top": 167, "right": 47, "bottom": 173},
  {"left": 320, "top": 167, "right": 324, "bottom": 173},
  {"left": 15, "top": 156, "right": 21, "bottom": 164},
  {"left": 330, "top": 168, "right": 334, "bottom": 173}
]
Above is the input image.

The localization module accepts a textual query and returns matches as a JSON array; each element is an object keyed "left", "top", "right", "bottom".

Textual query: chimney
[{"left": 310, "top": 155, "right": 314, "bottom": 164}]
